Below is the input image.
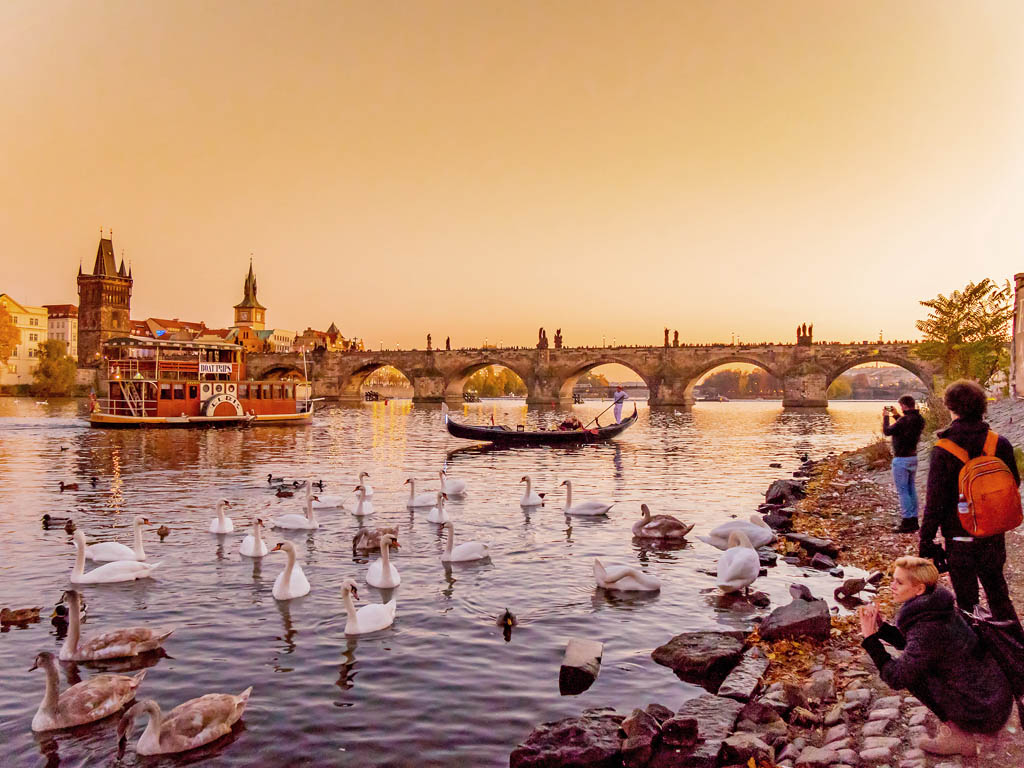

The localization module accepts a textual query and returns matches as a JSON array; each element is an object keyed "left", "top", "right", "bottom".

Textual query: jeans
[{"left": 891, "top": 455, "right": 918, "bottom": 520}]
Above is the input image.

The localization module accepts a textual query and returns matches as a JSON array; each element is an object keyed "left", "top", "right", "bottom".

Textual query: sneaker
[
  {"left": 917, "top": 723, "right": 978, "bottom": 757},
  {"left": 894, "top": 517, "right": 919, "bottom": 534}
]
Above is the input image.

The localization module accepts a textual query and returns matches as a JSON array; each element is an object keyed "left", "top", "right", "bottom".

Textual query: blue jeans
[{"left": 892, "top": 456, "right": 918, "bottom": 519}]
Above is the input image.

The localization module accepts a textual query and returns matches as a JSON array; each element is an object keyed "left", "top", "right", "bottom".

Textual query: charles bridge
[{"left": 248, "top": 340, "right": 935, "bottom": 407}]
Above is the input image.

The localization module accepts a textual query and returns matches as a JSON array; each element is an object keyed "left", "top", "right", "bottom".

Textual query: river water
[{"left": 0, "top": 398, "right": 886, "bottom": 767}]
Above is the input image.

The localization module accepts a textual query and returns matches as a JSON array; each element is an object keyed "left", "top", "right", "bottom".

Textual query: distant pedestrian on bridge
[
  {"left": 613, "top": 385, "right": 628, "bottom": 423},
  {"left": 883, "top": 395, "right": 925, "bottom": 533}
]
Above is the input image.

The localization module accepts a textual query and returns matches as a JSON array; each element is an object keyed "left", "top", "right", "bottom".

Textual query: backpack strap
[
  {"left": 983, "top": 430, "right": 999, "bottom": 457},
  {"left": 935, "top": 438, "right": 969, "bottom": 464}
]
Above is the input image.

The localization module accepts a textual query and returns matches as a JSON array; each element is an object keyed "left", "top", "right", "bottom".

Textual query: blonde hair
[{"left": 894, "top": 555, "right": 940, "bottom": 588}]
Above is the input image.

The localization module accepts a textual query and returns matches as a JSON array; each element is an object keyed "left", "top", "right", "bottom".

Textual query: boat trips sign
[{"left": 199, "top": 363, "right": 233, "bottom": 374}]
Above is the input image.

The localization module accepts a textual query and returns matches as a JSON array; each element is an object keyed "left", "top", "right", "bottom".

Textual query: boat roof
[{"left": 104, "top": 335, "right": 241, "bottom": 351}]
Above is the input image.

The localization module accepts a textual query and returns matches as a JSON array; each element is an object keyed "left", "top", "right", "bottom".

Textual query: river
[{"left": 0, "top": 398, "right": 886, "bottom": 766}]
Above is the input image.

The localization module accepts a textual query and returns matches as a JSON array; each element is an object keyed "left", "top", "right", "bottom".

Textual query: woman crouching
[{"left": 858, "top": 555, "right": 1013, "bottom": 757}]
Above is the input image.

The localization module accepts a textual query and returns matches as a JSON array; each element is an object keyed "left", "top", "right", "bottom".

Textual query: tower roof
[
  {"left": 234, "top": 260, "right": 266, "bottom": 310},
  {"left": 326, "top": 322, "right": 340, "bottom": 335},
  {"left": 92, "top": 237, "right": 118, "bottom": 276}
]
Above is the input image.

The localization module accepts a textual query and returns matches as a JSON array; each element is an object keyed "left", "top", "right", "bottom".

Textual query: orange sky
[{"left": 2, "top": 1, "right": 1023, "bottom": 348}]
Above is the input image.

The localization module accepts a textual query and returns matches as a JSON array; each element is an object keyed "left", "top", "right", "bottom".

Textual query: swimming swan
[
  {"left": 561, "top": 480, "right": 613, "bottom": 516},
  {"left": 240, "top": 518, "right": 269, "bottom": 558},
  {"left": 357, "top": 471, "right": 374, "bottom": 498},
  {"left": 341, "top": 579, "right": 396, "bottom": 635},
  {"left": 426, "top": 492, "right": 451, "bottom": 524},
  {"left": 59, "top": 589, "right": 173, "bottom": 662},
  {"left": 352, "top": 526, "right": 399, "bottom": 553},
  {"left": 366, "top": 534, "right": 401, "bottom": 588},
  {"left": 269, "top": 484, "right": 319, "bottom": 530},
  {"left": 270, "top": 541, "right": 311, "bottom": 600},
  {"left": 71, "top": 530, "right": 160, "bottom": 585},
  {"left": 697, "top": 515, "right": 775, "bottom": 551},
  {"left": 593, "top": 558, "right": 661, "bottom": 592},
  {"left": 405, "top": 478, "right": 436, "bottom": 508},
  {"left": 209, "top": 500, "right": 234, "bottom": 534},
  {"left": 715, "top": 531, "right": 760, "bottom": 594},
  {"left": 351, "top": 485, "right": 374, "bottom": 517},
  {"left": 30, "top": 650, "right": 145, "bottom": 732},
  {"left": 117, "top": 688, "right": 252, "bottom": 755},
  {"left": 632, "top": 504, "right": 694, "bottom": 539},
  {"left": 85, "top": 515, "right": 151, "bottom": 561},
  {"left": 519, "top": 475, "right": 543, "bottom": 507},
  {"left": 440, "top": 521, "right": 490, "bottom": 562},
  {"left": 439, "top": 469, "right": 467, "bottom": 497}
]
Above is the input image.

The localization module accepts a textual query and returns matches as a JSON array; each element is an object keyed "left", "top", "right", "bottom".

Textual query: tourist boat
[
  {"left": 444, "top": 404, "right": 638, "bottom": 446},
  {"left": 88, "top": 336, "right": 314, "bottom": 428}
]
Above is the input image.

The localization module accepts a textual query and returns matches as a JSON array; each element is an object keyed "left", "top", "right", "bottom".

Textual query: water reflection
[{"left": 274, "top": 600, "right": 298, "bottom": 663}]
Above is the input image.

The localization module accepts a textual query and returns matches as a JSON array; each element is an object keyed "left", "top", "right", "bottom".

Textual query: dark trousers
[{"left": 947, "top": 536, "right": 1021, "bottom": 626}]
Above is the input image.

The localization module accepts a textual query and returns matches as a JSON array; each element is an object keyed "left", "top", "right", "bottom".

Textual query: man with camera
[{"left": 883, "top": 395, "right": 926, "bottom": 533}]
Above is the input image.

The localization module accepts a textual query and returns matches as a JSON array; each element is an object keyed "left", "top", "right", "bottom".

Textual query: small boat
[{"left": 445, "top": 405, "right": 637, "bottom": 446}]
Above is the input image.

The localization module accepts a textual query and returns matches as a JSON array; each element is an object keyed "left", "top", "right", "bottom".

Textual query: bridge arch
[
  {"left": 340, "top": 360, "right": 417, "bottom": 401},
  {"left": 682, "top": 356, "right": 783, "bottom": 403},
  {"left": 557, "top": 358, "right": 652, "bottom": 401},
  {"left": 826, "top": 354, "right": 933, "bottom": 392},
  {"left": 443, "top": 359, "right": 532, "bottom": 401},
  {"left": 254, "top": 365, "right": 307, "bottom": 381}
]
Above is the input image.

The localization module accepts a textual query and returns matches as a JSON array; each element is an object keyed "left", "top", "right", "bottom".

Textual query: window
[
  {"left": 173, "top": 384, "right": 185, "bottom": 400},
  {"left": 261, "top": 384, "right": 271, "bottom": 399},
  {"left": 253, "top": 385, "right": 261, "bottom": 399},
  {"left": 188, "top": 385, "right": 198, "bottom": 399},
  {"left": 284, "top": 384, "right": 293, "bottom": 399},
  {"left": 160, "top": 384, "right": 172, "bottom": 400},
  {"left": 273, "top": 385, "right": 283, "bottom": 399},
  {"left": 238, "top": 384, "right": 248, "bottom": 399}
]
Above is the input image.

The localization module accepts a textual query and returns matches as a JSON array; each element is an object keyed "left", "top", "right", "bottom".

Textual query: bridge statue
[
  {"left": 673, "top": 330, "right": 679, "bottom": 348},
  {"left": 554, "top": 329, "right": 562, "bottom": 349},
  {"left": 445, "top": 336, "right": 451, "bottom": 351},
  {"left": 664, "top": 328, "right": 670, "bottom": 347},
  {"left": 426, "top": 334, "right": 432, "bottom": 351}
]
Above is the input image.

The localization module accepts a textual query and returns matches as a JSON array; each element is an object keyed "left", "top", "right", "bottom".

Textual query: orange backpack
[{"left": 935, "top": 430, "right": 1023, "bottom": 537}]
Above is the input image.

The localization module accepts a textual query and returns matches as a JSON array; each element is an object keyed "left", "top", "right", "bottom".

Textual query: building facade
[
  {"left": 43, "top": 304, "right": 78, "bottom": 359},
  {"left": 77, "top": 234, "right": 132, "bottom": 367},
  {"left": 0, "top": 294, "right": 48, "bottom": 387}
]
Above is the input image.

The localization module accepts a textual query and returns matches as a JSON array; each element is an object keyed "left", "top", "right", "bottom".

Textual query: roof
[
  {"left": 326, "top": 322, "right": 340, "bottom": 335},
  {"left": 43, "top": 304, "right": 78, "bottom": 317},
  {"left": 104, "top": 335, "right": 241, "bottom": 351},
  {"left": 147, "top": 318, "right": 208, "bottom": 332},
  {"left": 92, "top": 237, "right": 118, "bottom": 277},
  {"left": 234, "top": 260, "right": 266, "bottom": 310}
]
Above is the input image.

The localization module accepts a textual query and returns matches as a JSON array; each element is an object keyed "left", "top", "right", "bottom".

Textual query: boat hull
[
  {"left": 88, "top": 411, "right": 312, "bottom": 428},
  {"left": 445, "top": 406, "right": 637, "bottom": 446}
]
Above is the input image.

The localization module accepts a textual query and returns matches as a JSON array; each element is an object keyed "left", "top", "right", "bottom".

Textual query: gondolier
[{"left": 613, "top": 385, "right": 628, "bottom": 423}]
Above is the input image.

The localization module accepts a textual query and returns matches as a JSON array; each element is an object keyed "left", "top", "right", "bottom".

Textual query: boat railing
[{"left": 93, "top": 397, "right": 160, "bottom": 417}]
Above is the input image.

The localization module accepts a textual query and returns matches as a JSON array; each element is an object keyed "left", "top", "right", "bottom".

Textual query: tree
[
  {"left": 32, "top": 339, "right": 77, "bottom": 396},
  {"left": 826, "top": 377, "right": 853, "bottom": 399},
  {"left": 0, "top": 304, "right": 18, "bottom": 364},
  {"left": 465, "top": 366, "right": 526, "bottom": 396},
  {"left": 915, "top": 278, "right": 1012, "bottom": 384}
]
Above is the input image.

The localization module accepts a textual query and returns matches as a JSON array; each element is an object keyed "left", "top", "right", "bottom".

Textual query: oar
[{"left": 583, "top": 401, "right": 616, "bottom": 429}]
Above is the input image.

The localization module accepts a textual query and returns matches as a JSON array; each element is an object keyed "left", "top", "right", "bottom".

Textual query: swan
[
  {"left": 519, "top": 475, "right": 544, "bottom": 506},
  {"left": 561, "top": 480, "right": 613, "bottom": 516},
  {"left": 311, "top": 492, "right": 347, "bottom": 509},
  {"left": 632, "top": 504, "right": 695, "bottom": 539},
  {"left": 269, "top": 484, "right": 319, "bottom": 530},
  {"left": 426, "top": 492, "right": 451, "bottom": 524},
  {"left": 352, "top": 526, "right": 398, "bottom": 553},
  {"left": 357, "top": 471, "right": 374, "bottom": 498},
  {"left": 71, "top": 530, "right": 160, "bottom": 584},
  {"left": 366, "top": 534, "right": 401, "bottom": 588},
  {"left": 716, "top": 531, "right": 761, "bottom": 594},
  {"left": 85, "top": 515, "right": 151, "bottom": 561},
  {"left": 117, "top": 687, "right": 252, "bottom": 755},
  {"left": 270, "top": 541, "right": 311, "bottom": 600},
  {"left": 209, "top": 499, "right": 234, "bottom": 534},
  {"left": 405, "top": 478, "right": 436, "bottom": 508},
  {"left": 593, "top": 558, "right": 661, "bottom": 592},
  {"left": 439, "top": 470, "right": 467, "bottom": 497},
  {"left": 30, "top": 650, "right": 145, "bottom": 732},
  {"left": 240, "top": 518, "right": 269, "bottom": 558},
  {"left": 341, "top": 579, "right": 396, "bottom": 635},
  {"left": 697, "top": 515, "right": 775, "bottom": 551},
  {"left": 440, "top": 521, "right": 490, "bottom": 562},
  {"left": 351, "top": 485, "right": 374, "bottom": 517},
  {"left": 59, "top": 589, "right": 173, "bottom": 662}
]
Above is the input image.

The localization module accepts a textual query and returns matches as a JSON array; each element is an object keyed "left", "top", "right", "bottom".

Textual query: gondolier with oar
[{"left": 612, "top": 385, "right": 628, "bottom": 423}]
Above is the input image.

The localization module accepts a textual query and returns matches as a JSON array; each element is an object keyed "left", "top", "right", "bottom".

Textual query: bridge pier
[
  {"left": 411, "top": 375, "right": 447, "bottom": 403},
  {"left": 526, "top": 378, "right": 573, "bottom": 406},
  {"left": 781, "top": 373, "right": 829, "bottom": 408},
  {"left": 647, "top": 378, "right": 694, "bottom": 407}
]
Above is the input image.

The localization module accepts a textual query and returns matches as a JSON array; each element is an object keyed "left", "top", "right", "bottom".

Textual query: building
[
  {"left": 1013, "top": 273, "right": 1024, "bottom": 398},
  {"left": 257, "top": 328, "right": 296, "bottom": 352},
  {"left": 233, "top": 260, "right": 266, "bottom": 330},
  {"left": 0, "top": 294, "right": 48, "bottom": 386},
  {"left": 141, "top": 317, "right": 208, "bottom": 340},
  {"left": 77, "top": 232, "right": 132, "bottom": 367},
  {"left": 43, "top": 304, "right": 78, "bottom": 359}
]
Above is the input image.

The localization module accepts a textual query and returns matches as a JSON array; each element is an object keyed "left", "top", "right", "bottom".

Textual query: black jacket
[
  {"left": 883, "top": 409, "right": 925, "bottom": 457},
  {"left": 862, "top": 587, "right": 1013, "bottom": 733},
  {"left": 920, "top": 418, "right": 1020, "bottom": 543}
]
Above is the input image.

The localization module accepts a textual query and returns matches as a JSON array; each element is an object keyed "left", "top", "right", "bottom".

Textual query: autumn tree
[
  {"left": 465, "top": 366, "right": 527, "bottom": 396},
  {"left": 32, "top": 339, "right": 77, "bottom": 396},
  {"left": 0, "top": 304, "right": 18, "bottom": 364}
]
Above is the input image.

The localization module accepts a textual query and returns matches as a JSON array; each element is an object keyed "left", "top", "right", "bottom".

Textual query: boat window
[
  {"left": 173, "top": 384, "right": 185, "bottom": 400},
  {"left": 284, "top": 384, "right": 293, "bottom": 399},
  {"left": 238, "top": 384, "right": 248, "bottom": 399},
  {"left": 261, "top": 384, "right": 271, "bottom": 399},
  {"left": 273, "top": 385, "right": 283, "bottom": 399},
  {"left": 160, "top": 383, "right": 172, "bottom": 400},
  {"left": 253, "top": 384, "right": 261, "bottom": 400},
  {"left": 188, "top": 384, "right": 198, "bottom": 399}
]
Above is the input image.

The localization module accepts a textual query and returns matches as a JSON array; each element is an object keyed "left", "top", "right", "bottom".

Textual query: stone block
[
  {"left": 648, "top": 693, "right": 742, "bottom": 768},
  {"left": 721, "top": 733, "right": 774, "bottom": 765},
  {"left": 795, "top": 745, "right": 839, "bottom": 767},
  {"left": 559, "top": 638, "right": 603, "bottom": 695},
  {"left": 861, "top": 718, "right": 891, "bottom": 736},
  {"left": 718, "top": 648, "right": 770, "bottom": 702},
  {"left": 760, "top": 597, "right": 831, "bottom": 641},
  {"left": 824, "top": 724, "right": 849, "bottom": 744},
  {"left": 510, "top": 707, "right": 625, "bottom": 768},
  {"left": 651, "top": 631, "right": 745, "bottom": 688}
]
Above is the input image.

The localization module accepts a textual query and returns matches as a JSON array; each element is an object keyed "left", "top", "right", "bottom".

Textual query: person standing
[
  {"left": 883, "top": 395, "right": 926, "bottom": 533},
  {"left": 612, "top": 385, "right": 628, "bottom": 423},
  {"left": 919, "top": 379, "right": 1022, "bottom": 625}
]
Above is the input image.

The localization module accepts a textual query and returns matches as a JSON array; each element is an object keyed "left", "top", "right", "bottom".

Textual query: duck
[
  {"left": 439, "top": 469, "right": 467, "bottom": 497},
  {"left": 85, "top": 515, "right": 151, "bottom": 562},
  {"left": 58, "top": 589, "right": 173, "bottom": 661},
  {"left": 240, "top": 518, "right": 269, "bottom": 558},
  {"left": 90, "top": 476, "right": 99, "bottom": 488},
  {"left": 593, "top": 558, "right": 661, "bottom": 591},
  {"left": 156, "top": 525, "right": 170, "bottom": 539},
  {"left": 275, "top": 488, "right": 294, "bottom": 498},
  {"left": 405, "top": 478, "right": 436, "bottom": 508},
  {"left": 697, "top": 515, "right": 775, "bottom": 551},
  {"left": 356, "top": 471, "right": 373, "bottom": 498},
  {"left": 716, "top": 531, "right": 761, "bottom": 594},
  {"left": 426, "top": 492, "right": 451, "bottom": 524},
  {"left": 496, "top": 608, "right": 517, "bottom": 629},
  {"left": 312, "top": 479, "right": 325, "bottom": 491},
  {"left": 440, "top": 521, "right": 489, "bottom": 562},
  {"left": 269, "top": 484, "right": 319, "bottom": 530},
  {"left": 366, "top": 534, "right": 401, "bottom": 588},
  {"left": 519, "top": 475, "right": 544, "bottom": 507},
  {"left": 270, "top": 541, "right": 310, "bottom": 600},
  {"left": 352, "top": 526, "right": 398, "bottom": 553},
  {"left": 59, "top": 481, "right": 79, "bottom": 492},
  {"left": 1, "top": 606, "right": 42, "bottom": 625},
  {"left": 631, "top": 504, "right": 695, "bottom": 539},
  {"left": 208, "top": 499, "right": 234, "bottom": 534},
  {"left": 30, "top": 650, "right": 146, "bottom": 732},
  {"left": 117, "top": 687, "right": 252, "bottom": 755},
  {"left": 561, "top": 480, "right": 613, "bottom": 516},
  {"left": 71, "top": 530, "right": 160, "bottom": 585},
  {"left": 351, "top": 485, "right": 374, "bottom": 517},
  {"left": 341, "top": 579, "right": 396, "bottom": 635},
  {"left": 267, "top": 473, "right": 285, "bottom": 485},
  {"left": 51, "top": 594, "right": 86, "bottom": 626},
  {"left": 41, "top": 514, "right": 74, "bottom": 531}
]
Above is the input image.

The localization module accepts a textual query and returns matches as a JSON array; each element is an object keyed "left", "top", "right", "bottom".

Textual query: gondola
[{"left": 444, "top": 405, "right": 637, "bottom": 446}]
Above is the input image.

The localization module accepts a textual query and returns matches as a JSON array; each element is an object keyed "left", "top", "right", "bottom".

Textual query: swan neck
[
  {"left": 254, "top": 522, "right": 263, "bottom": 546},
  {"left": 445, "top": 527, "right": 454, "bottom": 556},
  {"left": 565, "top": 482, "right": 572, "bottom": 508},
  {"left": 306, "top": 493, "right": 316, "bottom": 522},
  {"left": 73, "top": 537, "right": 85, "bottom": 577},
  {"left": 407, "top": 481, "right": 415, "bottom": 500},
  {"left": 140, "top": 701, "right": 163, "bottom": 743},
  {"left": 282, "top": 546, "right": 296, "bottom": 587},
  {"left": 40, "top": 657, "right": 60, "bottom": 714},
  {"left": 64, "top": 597, "right": 81, "bottom": 655},
  {"left": 217, "top": 503, "right": 226, "bottom": 523},
  {"left": 380, "top": 541, "right": 391, "bottom": 569},
  {"left": 524, "top": 477, "right": 531, "bottom": 494},
  {"left": 343, "top": 589, "right": 358, "bottom": 627},
  {"left": 133, "top": 519, "right": 145, "bottom": 558}
]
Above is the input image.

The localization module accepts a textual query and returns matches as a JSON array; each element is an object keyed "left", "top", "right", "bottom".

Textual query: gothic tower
[
  {"left": 233, "top": 259, "right": 266, "bottom": 330},
  {"left": 77, "top": 233, "right": 133, "bottom": 366}
]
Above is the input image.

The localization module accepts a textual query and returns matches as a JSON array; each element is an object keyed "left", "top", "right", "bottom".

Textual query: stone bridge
[{"left": 247, "top": 342, "right": 935, "bottom": 407}]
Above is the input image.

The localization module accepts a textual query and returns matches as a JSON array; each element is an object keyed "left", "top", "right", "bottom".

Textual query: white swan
[
  {"left": 85, "top": 515, "right": 150, "bottom": 561},
  {"left": 351, "top": 485, "right": 374, "bottom": 517},
  {"left": 209, "top": 499, "right": 234, "bottom": 534},
  {"left": 632, "top": 504, "right": 695, "bottom": 539},
  {"left": 71, "top": 530, "right": 160, "bottom": 585},
  {"left": 440, "top": 521, "right": 490, "bottom": 562},
  {"left": 561, "top": 480, "right": 613, "bottom": 516},
  {"left": 366, "top": 534, "right": 401, "bottom": 588},
  {"left": 697, "top": 515, "right": 775, "bottom": 551},
  {"left": 59, "top": 589, "right": 173, "bottom": 662},
  {"left": 439, "top": 469, "right": 467, "bottom": 497},
  {"left": 270, "top": 541, "right": 311, "bottom": 600},
  {"left": 240, "top": 518, "right": 269, "bottom": 558},
  {"left": 405, "top": 478, "right": 436, "bottom": 508},
  {"left": 269, "top": 484, "right": 319, "bottom": 530},
  {"left": 117, "top": 688, "right": 252, "bottom": 755},
  {"left": 426, "top": 492, "right": 451, "bottom": 524},
  {"left": 311, "top": 492, "right": 348, "bottom": 509},
  {"left": 520, "top": 475, "right": 543, "bottom": 506},
  {"left": 341, "top": 579, "right": 396, "bottom": 635},
  {"left": 30, "top": 650, "right": 146, "bottom": 732},
  {"left": 593, "top": 558, "right": 661, "bottom": 592},
  {"left": 357, "top": 471, "right": 374, "bottom": 498},
  {"left": 716, "top": 531, "right": 761, "bottom": 594}
]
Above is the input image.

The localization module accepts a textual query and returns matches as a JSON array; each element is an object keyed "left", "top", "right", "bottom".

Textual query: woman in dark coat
[{"left": 859, "top": 556, "right": 1013, "bottom": 757}]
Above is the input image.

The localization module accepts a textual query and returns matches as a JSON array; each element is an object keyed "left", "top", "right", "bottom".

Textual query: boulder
[
  {"left": 621, "top": 708, "right": 661, "bottom": 768},
  {"left": 510, "top": 708, "right": 625, "bottom": 768},
  {"left": 559, "top": 638, "right": 604, "bottom": 695},
  {"left": 645, "top": 702, "right": 675, "bottom": 725},
  {"left": 795, "top": 745, "right": 839, "bottom": 767},
  {"left": 759, "top": 597, "right": 831, "bottom": 641},
  {"left": 757, "top": 547, "right": 778, "bottom": 567},
  {"left": 748, "top": 590, "right": 771, "bottom": 608},
  {"left": 810, "top": 553, "right": 836, "bottom": 570},
  {"left": 721, "top": 733, "right": 774, "bottom": 765},
  {"left": 717, "top": 648, "right": 770, "bottom": 702},
  {"left": 649, "top": 694, "right": 743, "bottom": 768},
  {"left": 765, "top": 479, "right": 806, "bottom": 505},
  {"left": 763, "top": 512, "right": 793, "bottom": 532},
  {"left": 660, "top": 716, "right": 699, "bottom": 748},
  {"left": 651, "top": 631, "right": 745, "bottom": 688},
  {"left": 783, "top": 532, "right": 840, "bottom": 559},
  {"left": 806, "top": 669, "right": 836, "bottom": 704}
]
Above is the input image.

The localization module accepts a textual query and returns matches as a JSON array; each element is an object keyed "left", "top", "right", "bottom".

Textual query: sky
[{"left": 2, "top": 1, "right": 1024, "bottom": 350}]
